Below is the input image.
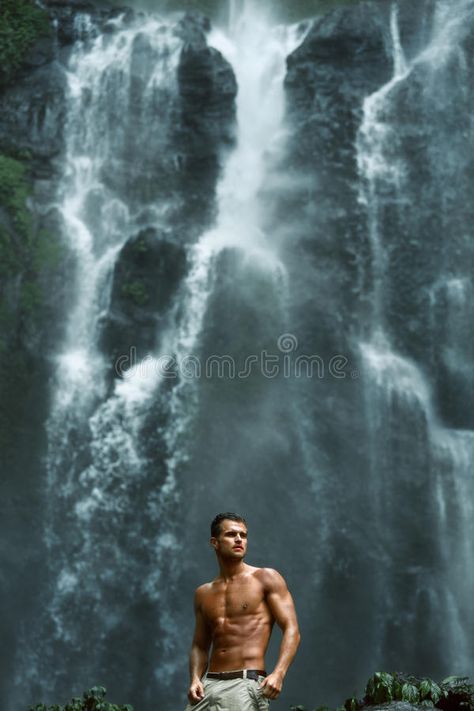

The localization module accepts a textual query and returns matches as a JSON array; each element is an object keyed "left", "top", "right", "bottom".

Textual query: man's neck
[{"left": 217, "top": 557, "right": 247, "bottom": 581}]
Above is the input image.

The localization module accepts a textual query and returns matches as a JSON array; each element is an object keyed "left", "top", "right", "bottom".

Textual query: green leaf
[
  {"left": 379, "top": 672, "right": 394, "bottom": 687},
  {"left": 344, "top": 697, "right": 359, "bottom": 711},
  {"left": 420, "top": 680, "right": 432, "bottom": 699},
  {"left": 393, "top": 679, "right": 404, "bottom": 701},
  {"left": 429, "top": 682, "right": 442, "bottom": 704},
  {"left": 402, "top": 683, "right": 420, "bottom": 704}
]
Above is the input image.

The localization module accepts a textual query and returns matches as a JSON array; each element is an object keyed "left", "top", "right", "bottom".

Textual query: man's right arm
[{"left": 187, "top": 588, "right": 212, "bottom": 705}]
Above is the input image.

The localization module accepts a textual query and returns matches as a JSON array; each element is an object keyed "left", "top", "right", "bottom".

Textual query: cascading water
[
  {"left": 15, "top": 11, "right": 190, "bottom": 706},
  {"left": 9, "top": 0, "right": 474, "bottom": 710},
  {"left": 356, "top": 6, "right": 409, "bottom": 333},
  {"left": 357, "top": 0, "right": 474, "bottom": 673},
  {"left": 14, "top": 4, "right": 309, "bottom": 710}
]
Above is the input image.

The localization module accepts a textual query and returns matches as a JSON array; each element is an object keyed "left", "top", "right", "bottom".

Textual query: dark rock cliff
[{"left": 99, "top": 227, "right": 187, "bottom": 369}]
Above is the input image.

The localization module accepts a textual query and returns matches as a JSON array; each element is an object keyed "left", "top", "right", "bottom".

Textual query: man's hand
[
  {"left": 259, "top": 671, "right": 284, "bottom": 700},
  {"left": 187, "top": 678, "right": 205, "bottom": 705}
]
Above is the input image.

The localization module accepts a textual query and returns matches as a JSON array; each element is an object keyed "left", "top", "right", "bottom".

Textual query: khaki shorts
[{"left": 184, "top": 674, "right": 269, "bottom": 711}]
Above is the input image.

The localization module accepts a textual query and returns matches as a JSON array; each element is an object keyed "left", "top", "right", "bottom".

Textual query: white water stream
[
  {"left": 357, "top": 0, "right": 474, "bottom": 667},
  {"left": 32, "top": 1, "right": 308, "bottom": 696}
]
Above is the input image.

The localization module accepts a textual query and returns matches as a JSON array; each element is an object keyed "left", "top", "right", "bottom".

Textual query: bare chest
[{"left": 203, "top": 579, "right": 266, "bottom": 625}]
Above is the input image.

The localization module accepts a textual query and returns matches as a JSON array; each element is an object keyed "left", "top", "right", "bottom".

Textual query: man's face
[{"left": 211, "top": 520, "right": 248, "bottom": 559}]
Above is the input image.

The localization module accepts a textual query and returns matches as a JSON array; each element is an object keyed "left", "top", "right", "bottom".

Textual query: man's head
[{"left": 210, "top": 512, "right": 248, "bottom": 559}]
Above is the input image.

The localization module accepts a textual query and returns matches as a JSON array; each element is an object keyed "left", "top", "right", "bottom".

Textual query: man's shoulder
[
  {"left": 252, "top": 566, "right": 287, "bottom": 590},
  {"left": 195, "top": 581, "right": 213, "bottom": 595},
  {"left": 194, "top": 579, "right": 219, "bottom": 600}
]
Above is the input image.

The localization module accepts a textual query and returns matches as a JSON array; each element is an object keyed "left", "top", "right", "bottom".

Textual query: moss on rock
[
  {"left": 121, "top": 279, "right": 150, "bottom": 306},
  {"left": 0, "top": 152, "right": 65, "bottom": 354},
  {"left": 0, "top": 0, "right": 51, "bottom": 88},
  {"left": 0, "top": 154, "right": 33, "bottom": 242}
]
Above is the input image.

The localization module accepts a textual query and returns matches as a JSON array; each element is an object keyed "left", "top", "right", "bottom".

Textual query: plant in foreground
[
  {"left": 28, "top": 685, "right": 133, "bottom": 711},
  {"left": 290, "top": 672, "right": 473, "bottom": 711}
]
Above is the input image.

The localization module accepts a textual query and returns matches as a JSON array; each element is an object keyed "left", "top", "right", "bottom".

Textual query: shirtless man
[{"left": 184, "top": 512, "right": 301, "bottom": 710}]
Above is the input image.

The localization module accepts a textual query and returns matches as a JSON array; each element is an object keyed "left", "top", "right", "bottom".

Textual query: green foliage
[
  {"left": 132, "top": 236, "right": 149, "bottom": 253},
  {"left": 312, "top": 672, "right": 473, "bottom": 711},
  {"left": 402, "top": 683, "right": 420, "bottom": 704},
  {"left": 366, "top": 672, "right": 395, "bottom": 704},
  {"left": 0, "top": 154, "right": 32, "bottom": 242},
  {"left": 420, "top": 680, "right": 443, "bottom": 705},
  {"left": 0, "top": 0, "right": 51, "bottom": 86},
  {"left": 28, "top": 686, "right": 134, "bottom": 711},
  {"left": 0, "top": 152, "right": 65, "bottom": 356},
  {"left": 439, "top": 677, "right": 474, "bottom": 711},
  {"left": 0, "top": 154, "right": 33, "bottom": 339},
  {"left": 344, "top": 697, "right": 361, "bottom": 711},
  {"left": 0, "top": 227, "right": 20, "bottom": 278},
  {"left": 122, "top": 280, "right": 149, "bottom": 305},
  {"left": 34, "top": 228, "right": 64, "bottom": 271}
]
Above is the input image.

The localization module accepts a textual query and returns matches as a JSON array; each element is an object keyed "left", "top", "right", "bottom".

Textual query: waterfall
[
  {"left": 356, "top": 0, "right": 474, "bottom": 672},
  {"left": 356, "top": 5, "right": 409, "bottom": 332},
  {"left": 16, "top": 10, "right": 187, "bottom": 701},
  {"left": 9, "top": 0, "right": 474, "bottom": 709},
  {"left": 14, "top": 4, "right": 309, "bottom": 708}
]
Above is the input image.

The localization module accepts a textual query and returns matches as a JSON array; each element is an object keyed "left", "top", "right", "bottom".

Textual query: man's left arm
[{"left": 260, "top": 568, "right": 301, "bottom": 700}]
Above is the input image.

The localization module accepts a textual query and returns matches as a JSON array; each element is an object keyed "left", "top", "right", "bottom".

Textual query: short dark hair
[{"left": 211, "top": 512, "right": 247, "bottom": 538}]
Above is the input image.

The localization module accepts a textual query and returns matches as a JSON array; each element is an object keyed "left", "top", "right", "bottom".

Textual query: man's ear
[{"left": 210, "top": 536, "right": 218, "bottom": 551}]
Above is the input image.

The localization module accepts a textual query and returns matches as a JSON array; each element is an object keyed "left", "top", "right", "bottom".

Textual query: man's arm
[
  {"left": 187, "top": 588, "right": 212, "bottom": 705},
  {"left": 260, "top": 568, "right": 301, "bottom": 700}
]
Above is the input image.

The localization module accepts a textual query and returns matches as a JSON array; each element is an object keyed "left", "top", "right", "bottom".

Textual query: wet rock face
[
  {"left": 44, "top": 0, "right": 135, "bottom": 47},
  {"left": 280, "top": 0, "right": 394, "bottom": 434},
  {"left": 285, "top": 1, "right": 392, "bottom": 187},
  {"left": 174, "top": 14, "right": 237, "bottom": 230},
  {"left": 0, "top": 64, "right": 67, "bottom": 166},
  {"left": 99, "top": 228, "right": 187, "bottom": 371},
  {"left": 284, "top": 0, "right": 474, "bottom": 430},
  {"left": 283, "top": 0, "right": 393, "bottom": 322},
  {"left": 396, "top": 0, "right": 438, "bottom": 62},
  {"left": 370, "top": 46, "right": 474, "bottom": 429},
  {"left": 0, "top": 3, "right": 237, "bottom": 365},
  {"left": 0, "top": 3, "right": 131, "bottom": 167}
]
